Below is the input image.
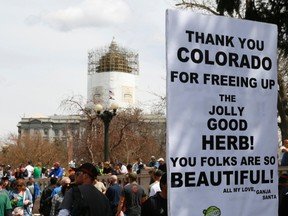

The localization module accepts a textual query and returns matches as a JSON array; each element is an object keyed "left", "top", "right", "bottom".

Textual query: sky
[{"left": 0, "top": 0, "right": 174, "bottom": 138}]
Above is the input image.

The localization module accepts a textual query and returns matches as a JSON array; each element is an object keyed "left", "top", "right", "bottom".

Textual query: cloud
[{"left": 26, "top": 0, "right": 131, "bottom": 31}]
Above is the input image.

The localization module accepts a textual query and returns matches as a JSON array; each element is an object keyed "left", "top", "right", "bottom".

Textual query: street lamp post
[{"left": 95, "top": 103, "right": 118, "bottom": 162}]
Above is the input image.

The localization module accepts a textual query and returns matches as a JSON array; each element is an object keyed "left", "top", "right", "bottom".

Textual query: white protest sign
[{"left": 166, "top": 9, "right": 278, "bottom": 216}]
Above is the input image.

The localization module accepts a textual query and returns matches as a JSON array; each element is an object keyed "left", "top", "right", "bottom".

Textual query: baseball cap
[
  {"left": 54, "top": 162, "right": 60, "bottom": 167},
  {"left": 157, "top": 158, "right": 165, "bottom": 162},
  {"left": 73, "top": 163, "right": 98, "bottom": 178}
]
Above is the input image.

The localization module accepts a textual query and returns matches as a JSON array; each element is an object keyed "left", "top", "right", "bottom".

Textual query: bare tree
[
  {"left": 0, "top": 133, "right": 67, "bottom": 168},
  {"left": 61, "top": 96, "right": 164, "bottom": 165}
]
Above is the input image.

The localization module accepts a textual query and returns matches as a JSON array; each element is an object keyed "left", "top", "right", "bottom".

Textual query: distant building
[
  {"left": 17, "top": 114, "right": 83, "bottom": 141},
  {"left": 17, "top": 39, "right": 165, "bottom": 162},
  {"left": 87, "top": 39, "right": 139, "bottom": 108},
  {"left": 17, "top": 113, "right": 166, "bottom": 163}
]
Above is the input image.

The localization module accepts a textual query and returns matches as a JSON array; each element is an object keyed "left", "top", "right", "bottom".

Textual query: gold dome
[{"left": 96, "top": 40, "right": 132, "bottom": 73}]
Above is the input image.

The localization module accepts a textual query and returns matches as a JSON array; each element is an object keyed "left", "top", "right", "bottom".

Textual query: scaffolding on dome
[{"left": 88, "top": 40, "right": 139, "bottom": 75}]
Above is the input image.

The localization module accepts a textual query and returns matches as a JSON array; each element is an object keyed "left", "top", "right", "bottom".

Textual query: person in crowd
[
  {"left": 0, "top": 165, "right": 4, "bottom": 178},
  {"left": 94, "top": 177, "right": 106, "bottom": 194},
  {"left": 97, "top": 162, "right": 104, "bottom": 175},
  {"left": 25, "top": 161, "right": 34, "bottom": 179},
  {"left": 123, "top": 173, "right": 130, "bottom": 186},
  {"left": 126, "top": 164, "right": 132, "bottom": 173},
  {"left": 116, "top": 172, "right": 147, "bottom": 216},
  {"left": 58, "top": 162, "right": 112, "bottom": 216},
  {"left": 41, "top": 166, "right": 48, "bottom": 178},
  {"left": 50, "top": 178, "right": 71, "bottom": 216},
  {"left": 157, "top": 158, "right": 167, "bottom": 173},
  {"left": 51, "top": 177, "right": 71, "bottom": 198},
  {"left": 26, "top": 176, "right": 41, "bottom": 205},
  {"left": 3, "top": 165, "right": 12, "bottom": 178},
  {"left": 10, "top": 178, "right": 33, "bottom": 216},
  {"left": 62, "top": 168, "right": 67, "bottom": 177},
  {"left": 0, "top": 192, "right": 12, "bottom": 216},
  {"left": 103, "top": 161, "right": 113, "bottom": 175},
  {"left": 68, "top": 174, "right": 76, "bottom": 184},
  {"left": 141, "top": 173, "right": 167, "bottom": 216},
  {"left": 149, "top": 170, "right": 163, "bottom": 197},
  {"left": 33, "top": 162, "right": 42, "bottom": 179},
  {"left": 48, "top": 162, "right": 63, "bottom": 178},
  {"left": 14, "top": 165, "right": 28, "bottom": 180},
  {"left": 68, "top": 164, "right": 75, "bottom": 177},
  {"left": 115, "top": 162, "right": 128, "bottom": 175},
  {"left": 0, "top": 180, "right": 8, "bottom": 195},
  {"left": 39, "top": 177, "right": 58, "bottom": 216},
  {"left": 148, "top": 156, "right": 159, "bottom": 169},
  {"left": 2, "top": 177, "right": 12, "bottom": 193},
  {"left": 281, "top": 139, "right": 288, "bottom": 166},
  {"left": 105, "top": 175, "right": 122, "bottom": 215},
  {"left": 132, "top": 158, "right": 146, "bottom": 174}
]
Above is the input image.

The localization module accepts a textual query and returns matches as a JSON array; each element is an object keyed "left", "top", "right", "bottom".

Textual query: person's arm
[
  {"left": 116, "top": 196, "right": 125, "bottom": 216},
  {"left": 101, "top": 183, "right": 106, "bottom": 193},
  {"left": 281, "top": 146, "right": 288, "bottom": 152},
  {"left": 141, "top": 195, "right": 147, "bottom": 204},
  {"left": 35, "top": 182, "right": 41, "bottom": 198},
  {"left": 141, "top": 190, "right": 148, "bottom": 204},
  {"left": 24, "top": 189, "right": 33, "bottom": 207},
  {"left": 48, "top": 170, "right": 53, "bottom": 177},
  {"left": 58, "top": 167, "right": 64, "bottom": 177}
]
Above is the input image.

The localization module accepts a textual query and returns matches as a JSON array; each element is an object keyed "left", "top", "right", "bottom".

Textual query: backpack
[
  {"left": 23, "top": 169, "right": 28, "bottom": 177},
  {"left": 71, "top": 186, "right": 89, "bottom": 216}
]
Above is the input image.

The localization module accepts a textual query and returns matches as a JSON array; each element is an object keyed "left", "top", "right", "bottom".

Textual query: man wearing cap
[
  {"left": 58, "top": 163, "right": 112, "bottom": 216},
  {"left": 157, "top": 158, "right": 167, "bottom": 173},
  {"left": 49, "top": 162, "right": 64, "bottom": 178}
]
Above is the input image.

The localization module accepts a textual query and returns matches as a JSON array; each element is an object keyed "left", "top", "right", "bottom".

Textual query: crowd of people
[{"left": 0, "top": 155, "right": 167, "bottom": 216}]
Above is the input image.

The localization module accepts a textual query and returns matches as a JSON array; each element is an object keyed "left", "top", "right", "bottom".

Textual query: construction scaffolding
[{"left": 88, "top": 40, "right": 139, "bottom": 75}]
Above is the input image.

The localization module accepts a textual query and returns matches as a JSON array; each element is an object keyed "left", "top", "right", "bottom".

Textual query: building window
[
  {"left": 124, "top": 94, "right": 132, "bottom": 103},
  {"left": 44, "top": 129, "right": 48, "bottom": 136},
  {"left": 54, "top": 129, "right": 59, "bottom": 136}
]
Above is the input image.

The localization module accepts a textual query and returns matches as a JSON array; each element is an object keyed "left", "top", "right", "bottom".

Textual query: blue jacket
[
  {"left": 32, "top": 182, "right": 41, "bottom": 204},
  {"left": 48, "top": 167, "right": 63, "bottom": 178}
]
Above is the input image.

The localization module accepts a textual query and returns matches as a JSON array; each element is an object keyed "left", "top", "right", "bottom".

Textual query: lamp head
[
  {"left": 95, "top": 104, "right": 103, "bottom": 114},
  {"left": 110, "top": 102, "right": 119, "bottom": 112}
]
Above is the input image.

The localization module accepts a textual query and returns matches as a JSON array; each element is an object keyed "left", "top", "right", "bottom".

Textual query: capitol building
[{"left": 17, "top": 40, "right": 166, "bottom": 161}]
